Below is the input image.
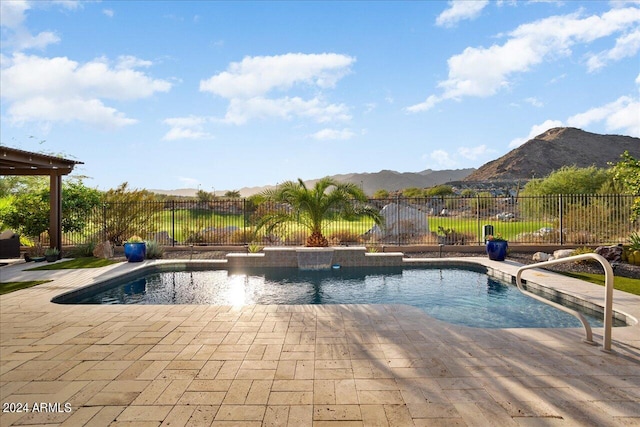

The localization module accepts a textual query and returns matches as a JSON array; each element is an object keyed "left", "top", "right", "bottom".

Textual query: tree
[
  {"left": 1, "top": 178, "right": 101, "bottom": 241},
  {"left": 1, "top": 191, "right": 49, "bottom": 240},
  {"left": 424, "top": 185, "right": 454, "bottom": 197},
  {"left": 101, "top": 183, "right": 163, "bottom": 244},
  {"left": 256, "top": 178, "right": 384, "bottom": 247},
  {"left": 224, "top": 190, "right": 241, "bottom": 198},
  {"left": 521, "top": 165, "right": 609, "bottom": 196},
  {"left": 196, "top": 189, "right": 213, "bottom": 202},
  {"left": 609, "top": 151, "right": 640, "bottom": 220},
  {"left": 372, "top": 189, "right": 389, "bottom": 199},
  {"left": 401, "top": 187, "right": 424, "bottom": 198}
]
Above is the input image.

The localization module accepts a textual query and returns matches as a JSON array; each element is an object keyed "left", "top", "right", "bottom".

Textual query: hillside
[
  {"left": 464, "top": 127, "right": 640, "bottom": 182},
  {"left": 151, "top": 168, "right": 475, "bottom": 198}
]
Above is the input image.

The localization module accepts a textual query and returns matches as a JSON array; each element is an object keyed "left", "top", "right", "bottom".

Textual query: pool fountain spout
[{"left": 296, "top": 247, "right": 335, "bottom": 270}]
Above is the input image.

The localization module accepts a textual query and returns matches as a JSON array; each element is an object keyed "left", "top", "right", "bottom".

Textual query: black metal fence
[{"left": 62, "top": 194, "right": 638, "bottom": 247}]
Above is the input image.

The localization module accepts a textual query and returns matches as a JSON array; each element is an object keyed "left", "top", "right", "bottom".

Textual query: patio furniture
[{"left": 0, "top": 230, "right": 20, "bottom": 259}]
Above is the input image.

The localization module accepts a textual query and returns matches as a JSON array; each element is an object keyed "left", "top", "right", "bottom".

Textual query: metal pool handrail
[{"left": 515, "top": 253, "right": 615, "bottom": 352}]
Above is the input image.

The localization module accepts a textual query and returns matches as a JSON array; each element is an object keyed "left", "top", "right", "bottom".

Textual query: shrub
[
  {"left": 571, "top": 246, "right": 597, "bottom": 265},
  {"left": 145, "top": 240, "right": 164, "bottom": 259},
  {"left": 248, "top": 242, "right": 263, "bottom": 253},
  {"left": 69, "top": 241, "right": 97, "bottom": 258}
]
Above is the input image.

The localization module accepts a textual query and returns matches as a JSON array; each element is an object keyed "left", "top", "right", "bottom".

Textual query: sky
[{"left": 1, "top": 0, "right": 639, "bottom": 194}]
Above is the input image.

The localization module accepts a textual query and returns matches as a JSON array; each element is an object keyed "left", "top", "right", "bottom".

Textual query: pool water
[{"left": 68, "top": 267, "right": 616, "bottom": 329}]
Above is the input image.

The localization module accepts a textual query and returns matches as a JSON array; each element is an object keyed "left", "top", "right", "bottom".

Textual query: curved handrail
[{"left": 515, "top": 253, "right": 614, "bottom": 352}]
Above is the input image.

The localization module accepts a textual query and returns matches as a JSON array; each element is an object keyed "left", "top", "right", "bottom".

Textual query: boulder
[
  {"left": 93, "top": 241, "right": 114, "bottom": 259},
  {"left": 532, "top": 252, "right": 552, "bottom": 262},
  {"left": 366, "top": 203, "right": 429, "bottom": 240},
  {"left": 594, "top": 245, "right": 622, "bottom": 263},
  {"left": 150, "top": 231, "right": 175, "bottom": 245},
  {"left": 553, "top": 249, "right": 575, "bottom": 260}
]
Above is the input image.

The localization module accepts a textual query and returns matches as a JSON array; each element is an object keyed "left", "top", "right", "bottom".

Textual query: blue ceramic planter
[
  {"left": 486, "top": 240, "right": 508, "bottom": 261},
  {"left": 124, "top": 242, "right": 146, "bottom": 262}
]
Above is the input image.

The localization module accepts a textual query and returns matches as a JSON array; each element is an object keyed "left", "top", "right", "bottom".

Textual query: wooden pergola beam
[{"left": 0, "top": 147, "right": 83, "bottom": 252}]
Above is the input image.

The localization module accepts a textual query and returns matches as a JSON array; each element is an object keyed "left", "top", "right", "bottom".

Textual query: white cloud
[
  {"left": 220, "top": 96, "right": 350, "bottom": 125},
  {"left": 457, "top": 144, "right": 495, "bottom": 160},
  {"left": 567, "top": 96, "right": 640, "bottom": 136},
  {"left": 201, "top": 53, "right": 354, "bottom": 98},
  {"left": 0, "top": 0, "right": 60, "bottom": 51},
  {"left": 102, "top": 9, "right": 114, "bottom": 18},
  {"left": 587, "top": 27, "right": 640, "bottom": 72},
  {"left": 0, "top": 0, "right": 29, "bottom": 29},
  {"left": 9, "top": 97, "right": 137, "bottom": 129},
  {"left": 409, "top": 6, "right": 640, "bottom": 111},
  {"left": 310, "top": 128, "right": 355, "bottom": 141},
  {"left": 363, "top": 103, "right": 376, "bottom": 114},
  {"left": 162, "top": 116, "right": 213, "bottom": 141},
  {"left": 1, "top": 53, "right": 172, "bottom": 129},
  {"left": 405, "top": 95, "right": 441, "bottom": 113},
  {"left": 177, "top": 176, "right": 200, "bottom": 187},
  {"left": 509, "top": 119, "right": 564, "bottom": 147},
  {"left": 525, "top": 97, "right": 543, "bottom": 107},
  {"left": 115, "top": 55, "right": 153, "bottom": 70},
  {"left": 428, "top": 150, "right": 458, "bottom": 168},
  {"left": 51, "top": 1, "right": 82, "bottom": 10},
  {"left": 436, "top": 0, "right": 489, "bottom": 28},
  {"left": 201, "top": 53, "right": 354, "bottom": 125}
]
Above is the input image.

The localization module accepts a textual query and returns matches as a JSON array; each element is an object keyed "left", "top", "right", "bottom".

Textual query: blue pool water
[{"left": 64, "top": 267, "right": 616, "bottom": 329}]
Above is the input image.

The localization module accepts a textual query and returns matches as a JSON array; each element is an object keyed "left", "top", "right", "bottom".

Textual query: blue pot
[
  {"left": 486, "top": 240, "right": 508, "bottom": 261},
  {"left": 124, "top": 242, "right": 146, "bottom": 262}
]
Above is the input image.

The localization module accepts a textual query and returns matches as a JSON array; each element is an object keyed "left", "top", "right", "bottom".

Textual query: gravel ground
[{"left": 154, "top": 247, "right": 640, "bottom": 279}]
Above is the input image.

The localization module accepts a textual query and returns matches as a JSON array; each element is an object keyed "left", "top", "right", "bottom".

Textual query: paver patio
[{"left": 1, "top": 258, "right": 639, "bottom": 426}]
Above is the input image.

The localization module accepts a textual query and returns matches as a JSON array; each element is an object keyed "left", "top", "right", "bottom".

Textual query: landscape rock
[
  {"left": 532, "top": 252, "right": 552, "bottom": 262},
  {"left": 367, "top": 203, "right": 429, "bottom": 241},
  {"left": 150, "top": 231, "right": 175, "bottom": 245},
  {"left": 93, "top": 241, "right": 114, "bottom": 259},
  {"left": 553, "top": 249, "right": 575, "bottom": 260},
  {"left": 594, "top": 245, "right": 622, "bottom": 263}
]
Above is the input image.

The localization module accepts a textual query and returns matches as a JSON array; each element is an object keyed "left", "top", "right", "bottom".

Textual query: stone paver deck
[{"left": 1, "top": 258, "right": 639, "bottom": 426}]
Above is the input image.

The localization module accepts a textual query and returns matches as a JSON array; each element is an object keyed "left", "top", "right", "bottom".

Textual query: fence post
[
  {"left": 476, "top": 195, "right": 481, "bottom": 245},
  {"left": 102, "top": 203, "right": 107, "bottom": 243},
  {"left": 396, "top": 194, "right": 400, "bottom": 245},
  {"left": 171, "top": 200, "right": 175, "bottom": 247},
  {"left": 243, "top": 198, "right": 247, "bottom": 245},
  {"left": 559, "top": 194, "right": 564, "bottom": 245}
]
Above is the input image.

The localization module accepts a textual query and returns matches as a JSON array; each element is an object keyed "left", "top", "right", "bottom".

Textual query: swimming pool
[{"left": 57, "top": 266, "right": 620, "bottom": 329}]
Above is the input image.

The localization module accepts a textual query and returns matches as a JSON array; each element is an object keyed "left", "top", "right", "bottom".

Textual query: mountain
[
  {"left": 151, "top": 168, "right": 475, "bottom": 198},
  {"left": 464, "top": 127, "right": 640, "bottom": 182}
]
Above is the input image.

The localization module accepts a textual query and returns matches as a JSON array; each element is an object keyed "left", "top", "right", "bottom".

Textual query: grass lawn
[
  {"left": 561, "top": 272, "right": 640, "bottom": 296},
  {"left": 26, "top": 257, "right": 119, "bottom": 271},
  {"left": 0, "top": 280, "right": 52, "bottom": 295}
]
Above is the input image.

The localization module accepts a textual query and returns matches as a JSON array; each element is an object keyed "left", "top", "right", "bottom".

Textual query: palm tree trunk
[{"left": 306, "top": 231, "right": 328, "bottom": 247}]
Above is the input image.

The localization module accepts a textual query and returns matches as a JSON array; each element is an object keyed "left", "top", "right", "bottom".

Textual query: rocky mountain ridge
[
  {"left": 152, "top": 128, "right": 639, "bottom": 197},
  {"left": 463, "top": 127, "right": 640, "bottom": 182}
]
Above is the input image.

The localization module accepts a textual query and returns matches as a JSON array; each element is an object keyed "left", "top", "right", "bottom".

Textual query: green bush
[
  {"left": 69, "top": 241, "right": 97, "bottom": 258},
  {"left": 145, "top": 240, "right": 164, "bottom": 259},
  {"left": 571, "top": 247, "right": 597, "bottom": 265}
]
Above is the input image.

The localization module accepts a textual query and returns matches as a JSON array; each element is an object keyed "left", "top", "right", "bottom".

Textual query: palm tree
[{"left": 255, "top": 178, "right": 384, "bottom": 247}]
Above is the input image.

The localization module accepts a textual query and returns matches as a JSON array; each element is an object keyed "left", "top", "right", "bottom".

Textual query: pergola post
[{"left": 50, "top": 173, "right": 63, "bottom": 252}]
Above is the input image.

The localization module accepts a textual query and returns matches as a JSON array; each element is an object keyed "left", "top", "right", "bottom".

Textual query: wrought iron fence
[{"left": 62, "top": 194, "right": 639, "bottom": 247}]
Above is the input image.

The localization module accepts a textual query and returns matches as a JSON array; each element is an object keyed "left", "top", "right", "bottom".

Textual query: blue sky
[{"left": 1, "top": 1, "right": 639, "bottom": 193}]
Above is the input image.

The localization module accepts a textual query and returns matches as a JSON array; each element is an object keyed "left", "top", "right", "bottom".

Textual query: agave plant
[{"left": 255, "top": 178, "right": 384, "bottom": 247}]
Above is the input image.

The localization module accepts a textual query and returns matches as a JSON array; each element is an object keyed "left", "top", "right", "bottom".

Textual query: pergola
[{"left": 0, "top": 147, "right": 83, "bottom": 252}]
